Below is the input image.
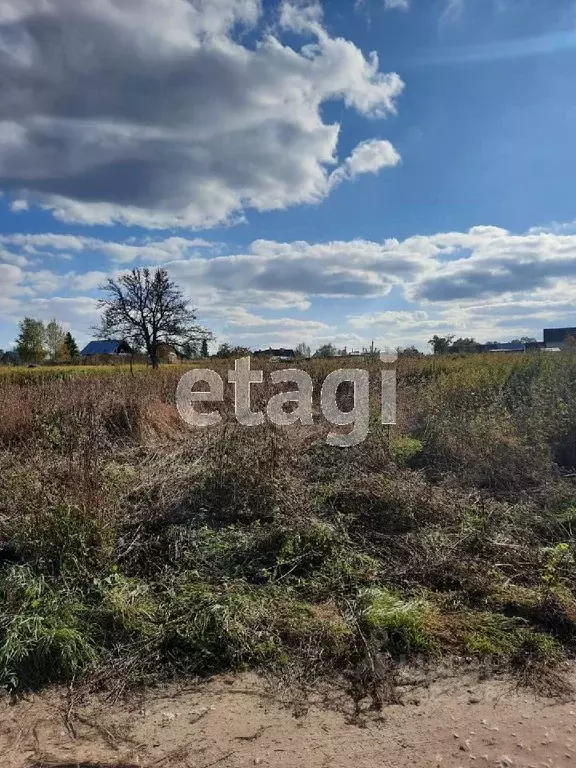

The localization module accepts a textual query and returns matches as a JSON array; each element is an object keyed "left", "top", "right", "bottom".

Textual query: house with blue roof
[{"left": 80, "top": 340, "right": 134, "bottom": 356}]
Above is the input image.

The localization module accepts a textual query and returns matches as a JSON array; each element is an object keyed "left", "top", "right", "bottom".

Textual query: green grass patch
[
  {"left": 360, "top": 588, "right": 437, "bottom": 654},
  {"left": 0, "top": 566, "right": 96, "bottom": 689}
]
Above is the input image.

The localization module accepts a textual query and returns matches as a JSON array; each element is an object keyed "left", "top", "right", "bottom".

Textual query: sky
[{"left": 1, "top": 0, "right": 576, "bottom": 353}]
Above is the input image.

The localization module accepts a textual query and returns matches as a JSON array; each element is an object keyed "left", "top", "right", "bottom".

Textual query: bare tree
[
  {"left": 96, "top": 268, "right": 211, "bottom": 369},
  {"left": 294, "top": 342, "right": 311, "bottom": 358}
]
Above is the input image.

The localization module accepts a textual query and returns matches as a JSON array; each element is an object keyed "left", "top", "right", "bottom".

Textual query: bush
[
  {"left": 390, "top": 436, "right": 423, "bottom": 466},
  {"left": 162, "top": 581, "right": 354, "bottom": 674},
  {"left": 12, "top": 501, "right": 116, "bottom": 575},
  {"left": 0, "top": 566, "right": 96, "bottom": 689},
  {"left": 360, "top": 588, "right": 436, "bottom": 654}
]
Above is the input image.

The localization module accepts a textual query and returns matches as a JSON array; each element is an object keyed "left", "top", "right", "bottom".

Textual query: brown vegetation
[{"left": 1, "top": 353, "right": 576, "bottom": 700}]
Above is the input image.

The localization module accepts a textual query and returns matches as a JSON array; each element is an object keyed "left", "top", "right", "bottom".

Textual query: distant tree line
[
  {"left": 0, "top": 317, "right": 80, "bottom": 366},
  {"left": 427, "top": 335, "right": 538, "bottom": 355},
  {"left": 7, "top": 267, "right": 546, "bottom": 367},
  {"left": 1, "top": 268, "right": 213, "bottom": 368}
]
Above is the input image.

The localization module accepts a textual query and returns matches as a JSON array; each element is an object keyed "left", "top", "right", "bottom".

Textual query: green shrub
[
  {"left": 0, "top": 566, "right": 96, "bottom": 689},
  {"left": 360, "top": 588, "right": 436, "bottom": 654},
  {"left": 461, "top": 611, "right": 564, "bottom": 664},
  {"left": 13, "top": 501, "right": 116, "bottom": 575},
  {"left": 390, "top": 436, "right": 423, "bottom": 466},
  {"left": 91, "top": 568, "right": 158, "bottom": 639},
  {"left": 162, "top": 581, "right": 353, "bottom": 673}
]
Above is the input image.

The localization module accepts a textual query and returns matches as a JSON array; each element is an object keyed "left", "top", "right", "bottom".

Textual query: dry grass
[{"left": 1, "top": 352, "right": 576, "bottom": 699}]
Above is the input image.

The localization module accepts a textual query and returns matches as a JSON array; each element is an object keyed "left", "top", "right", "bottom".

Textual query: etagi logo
[{"left": 176, "top": 352, "right": 397, "bottom": 447}]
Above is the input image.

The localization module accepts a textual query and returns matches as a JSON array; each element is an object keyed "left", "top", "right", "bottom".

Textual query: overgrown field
[
  {"left": 2, "top": 353, "right": 576, "bottom": 700},
  {"left": 0, "top": 361, "right": 200, "bottom": 384}
]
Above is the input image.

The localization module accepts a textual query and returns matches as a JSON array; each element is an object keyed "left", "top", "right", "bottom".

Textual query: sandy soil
[{"left": 2, "top": 670, "right": 576, "bottom": 768}]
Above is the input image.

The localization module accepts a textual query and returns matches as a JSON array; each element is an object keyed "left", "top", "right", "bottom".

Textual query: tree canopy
[
  {"left": 16, "top": 318, "right": 46, "bottom": 364},
  {"left": 96, "top": 267, "right": 211, "bottom": 368},
  {"left": 62, "top": 332, "right": 80, "bottom": 360},
  {"left": 45, "top": 318, "right": 66, "bottom": 361},
  {"left": 313, "top": 343, "right": 337, "bottom": 358},
  {"left": 428, "top": 335, "right": 455, "bottom": 355}
]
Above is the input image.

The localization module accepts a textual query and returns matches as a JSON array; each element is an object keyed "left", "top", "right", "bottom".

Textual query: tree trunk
[{"left": 151, "top": 354, "right": 159, "bottom": 369}]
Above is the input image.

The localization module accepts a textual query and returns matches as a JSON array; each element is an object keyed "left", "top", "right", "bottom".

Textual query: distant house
[
  {"left": 543, "top": 328, "right": 576, "bottom": 350},
  {"left": 81, "top": 340, "right": 133, "bottom": 356},
  {"left": 253, "top": 348, "right": 295, "bottom": 361},
  {"left": 156, "top": 343, "right": 180, "bottom": 364},
  {"left": 0, "top": 350, "right": 19, "bottom": 366},
  {"left": 481, "top": 341, "right": 526, "bottom": 353},
  {"left": 489, "top": 341, "right": 526, "bottom": 353}
]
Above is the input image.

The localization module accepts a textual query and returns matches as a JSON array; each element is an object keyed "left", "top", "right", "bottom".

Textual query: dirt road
[{"left": 2, "top": 670, "right": 576, "bottom": 768}]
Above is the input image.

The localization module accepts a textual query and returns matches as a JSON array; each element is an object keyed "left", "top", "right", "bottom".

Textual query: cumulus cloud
[
  {"left": 4, "top": 222, "right": 576, "bottom": 350},
  {"left": 0, "top": 232, "right": 218, "bottom": 263},
  {"left": 0, "top": 233, "right": 89, "bottom": 252},
  {"left": 5, "top": 226, "right": 576, "bottom": 313},
  {"left": 348, "top": 310, "right": 430, "bottom": 329},
  {"left": 330, "top": 139, "right": 400, "bottom": 187},
  {"left": 410, "top": 228, "right": 576, "bottom": 302},
  {"left": 0, "top": 263, "right": 23, "bottom": 296},
  {"left": 213, "top": 306, "right": 340, "bottom": 348},
  {"left": 161, "top": 236, "right": 435, "bottom": 314},
  {"left": 0, "top": 247, "right": 29, "bottom": 267},
  {"left": 0, "top": 0, "right": 403, "bottom": 228},
  {"left": 9, "top": 199, "right": 28, "bottom": 212},
  {"left": 1, "top": 231, "right": 432, "bottom": 308},
  {"left": 225, "top": 308, "right": 331, "bottom": 332},
  {"left": 24, "top": 296, "right": 100, "bottom": 327},
  {"left": 220, "top": 312, "right": 334, "bottom": 346}
]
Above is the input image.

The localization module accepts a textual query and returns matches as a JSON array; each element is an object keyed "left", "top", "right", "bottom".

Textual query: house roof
[
  {"left": 81, "top": 340, "right": 125, "bottom": 355},
  {"left": 253, "top": 348, "right": 295, "bottom": 357},
  {"left": 484, "top": 341, "right": 525, "bottom": 352},
  {"left": 496, "top": 341, "right": 525, "bottom": 351},
  {"left": 543, "top": 327, "right": 576, "bottom": 343}
]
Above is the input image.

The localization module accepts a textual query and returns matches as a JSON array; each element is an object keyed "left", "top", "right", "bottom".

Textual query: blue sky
[{"left": 1, "top": 0, "right": 576, "bottom": 352}]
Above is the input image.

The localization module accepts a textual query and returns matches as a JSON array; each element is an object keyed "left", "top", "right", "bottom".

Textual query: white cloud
[
  {"left": 0, "top": 232, "right": 219, "bottom": 263},
  {"left": 215, "top": 308, "right": 339, "bottom": 349},
  {"left": 384, "top": 0, "right": 410, "bottom": 10},
  {"left": 9, "top": 198, "right": 28, "bottom": 212},
  {"left": 344, "top": 139, "right": 401, "bottom": 175},
  {"left": 410, "top": 227, "right": 576, "bottom": 302},
  {"left": 0, "top": 233, "right": 89, "bottom": 252},
  {"left": 66, "top": 271, "right": 109, "bottom": 291},
  {"left": 348, "top": 310, "right": 430, "bottom": 329},
  {"left": 0, "top": 297, "right": 20, "bottom": 317},
  {"left": 0, "top": 247, "right": 29, "bottom": 267},
  {"left": 24, "top": 296, "right": 100, "bottom": 328},
  {"left": 224, "top": 308, "right": 331, "bottom": 334},
  {"left": 440, "top": 0, "right": 464, "bottom": 24},
  {"left": 330, "top": 139, "right": 400, "bottom": 187},
  {"left": 98, "top": 237, "right": 219, "bottom": 264},
  {"left": 4, "top": 223, "right": 576, "bottom": 350},
  {"left": 529, "top": 220, "right": 576, "bottom": 236},
  {"left": 6, "top": 226, "right": 576, "bottom": 316},
  {"left": 0, "top": 0, "right": 403, "bottom": 229},
  {"left": 0, "top": 263, "right": 23, "bottom": 295}
]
